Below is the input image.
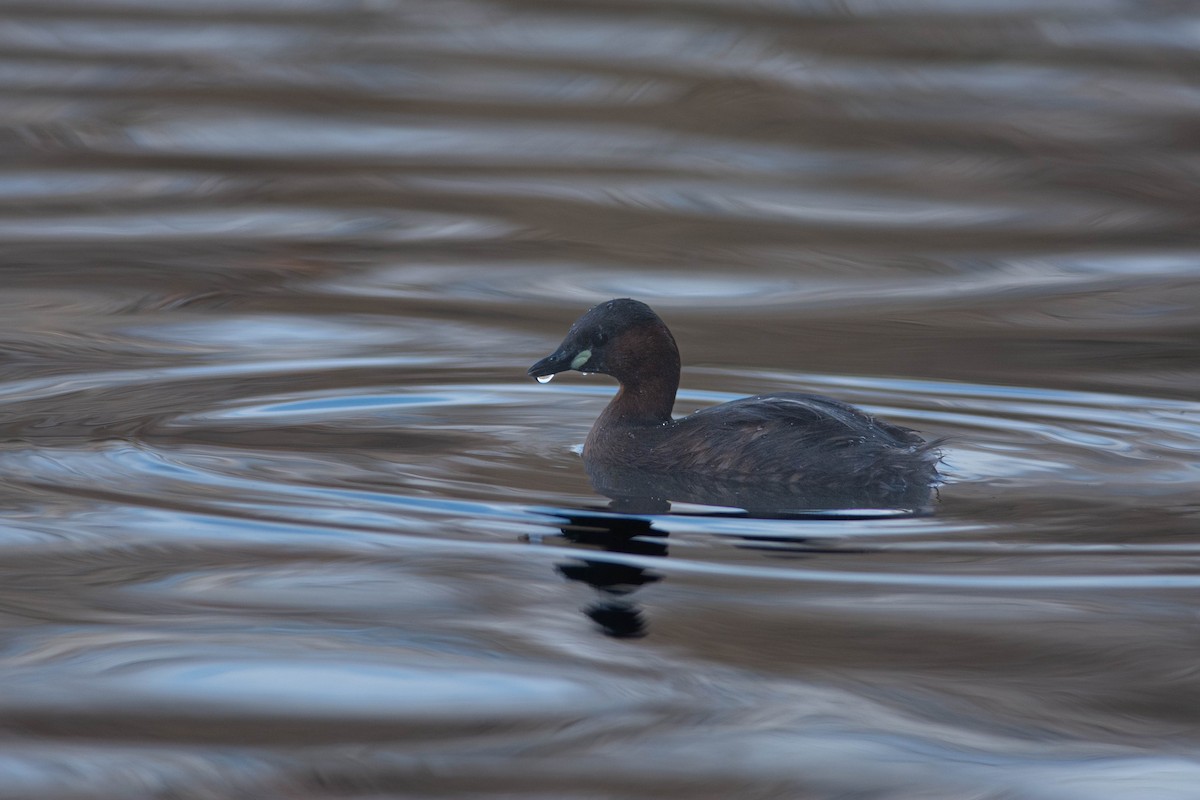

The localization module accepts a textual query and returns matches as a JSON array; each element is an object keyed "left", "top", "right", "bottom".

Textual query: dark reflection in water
[
  {"left": 548, "top": 504, "right": 897, "bottom": 638},
  {"left": 562, "top": 456, "right": 936, "bottom": 639},
  {"left": 552, "top": 511, "right": 666, "bottom": 638}
]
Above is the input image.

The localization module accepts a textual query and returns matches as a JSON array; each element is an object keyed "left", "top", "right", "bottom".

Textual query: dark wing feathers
[
  {"left": 661, "top": 393, "right": 935, "bottom": 479},
  {"left": 686, "top": 393, "right": 923, "bottom": 446}
]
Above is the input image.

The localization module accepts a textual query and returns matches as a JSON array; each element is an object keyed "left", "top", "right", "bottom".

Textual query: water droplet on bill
[{"left": 536, "top": 374, "right": 554, "bottom": 384}]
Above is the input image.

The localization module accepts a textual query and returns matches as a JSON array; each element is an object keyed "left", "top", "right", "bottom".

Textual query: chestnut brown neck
[{"left": 597, "top": 321, "right": 680, "bottom": 425}]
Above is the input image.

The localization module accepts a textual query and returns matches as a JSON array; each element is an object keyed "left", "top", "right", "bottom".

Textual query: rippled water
[{"left": 2, "top": 1, "right": 1200, "bottom": 798}]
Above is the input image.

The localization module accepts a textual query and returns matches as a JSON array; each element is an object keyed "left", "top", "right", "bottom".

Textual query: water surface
[{"left": 2, "top": 1, "right": 1200, "bottom": 798}]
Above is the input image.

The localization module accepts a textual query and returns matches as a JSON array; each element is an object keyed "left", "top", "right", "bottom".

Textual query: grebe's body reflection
[
  {"left": 552, "top": 511, "right": 666, "bottom": 639},
  {"left": 547, "top": 468, "right": 935, "bottom": 638}
]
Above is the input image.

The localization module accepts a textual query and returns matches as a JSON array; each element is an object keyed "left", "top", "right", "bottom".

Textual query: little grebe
[{"left": 528, "top": 299, "right": 939, "bottom": 507}]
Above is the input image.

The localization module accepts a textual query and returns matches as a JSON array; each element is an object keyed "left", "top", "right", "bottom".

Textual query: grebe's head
[{"left": 528, "top": 298, "right": 675, "bottom": 383}]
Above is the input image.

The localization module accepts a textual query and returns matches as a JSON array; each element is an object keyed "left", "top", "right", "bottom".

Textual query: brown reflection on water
[{"left": 1, "top": 0, "right": 1200, "bottom": 797}]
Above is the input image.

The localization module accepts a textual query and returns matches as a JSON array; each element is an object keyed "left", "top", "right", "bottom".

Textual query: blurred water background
[{"left": 1, "top": 0, "right": 1200, "bottom": 798}]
